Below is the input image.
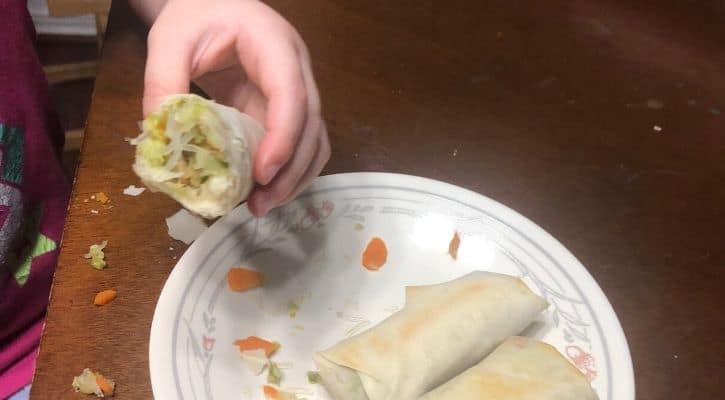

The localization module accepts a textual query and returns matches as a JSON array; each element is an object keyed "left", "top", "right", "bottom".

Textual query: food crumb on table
[
  {"left": 122, "top": 185, "right": 146, "bottom": 196},
  {"left": 72, "top": 368, "right": 115, "bottom": 397},
  {"left": 166, "top": 209, "right": 207, "bottom": 244},
  {"left": 84, "top": 241, "right": 108, "bottom": 270},
  {"left": 95, "top": 192, "right": 110, "bottom": 204},
  {"left": 94, "top": 289, "right": 117, "bottom": 306}
]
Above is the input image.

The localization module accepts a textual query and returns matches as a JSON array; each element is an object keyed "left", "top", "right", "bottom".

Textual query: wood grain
[{"left": 31, "top": 0, "right": 725, "bottom": 399}]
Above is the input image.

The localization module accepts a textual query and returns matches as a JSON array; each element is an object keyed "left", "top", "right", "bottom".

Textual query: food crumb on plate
[
  {"left": 234, "top": 336, "right": 279, "bottom": 357},
  {"left": 448, "top": 231, "right": 461, "bottom": 260},
  {"left": 354, "top": 223, "right": 364, "bottom": 231},
  {"left": 263, "top": 385, "right": 299, "bottom": 400},
  {"left": 362, "top": 237, "right": 387, "bottom": 271},
  {"left": 306, "top": 371, "right": 321, "bottom": 384},
  {"left": 240, "top": 349, "right": 268, "bottom": 375},
  {"left": 72, "top": 368, "right": 115, "bottom": 397},
  {"left": 267, "top": 362, "right": 283, "bottom": 385},
  {"left": 227, "top": 267, "right": 263, "bottom": 292},
  {"left": 287, "top": 301, "right": 300, "bottom": 318}
]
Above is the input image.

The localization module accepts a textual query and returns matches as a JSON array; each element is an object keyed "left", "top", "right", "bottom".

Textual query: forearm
[{"left": 128, "top": 0, "right": 168, "bottom": 25}]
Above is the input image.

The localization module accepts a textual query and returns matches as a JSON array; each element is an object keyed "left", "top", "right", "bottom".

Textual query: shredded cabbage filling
[{"left": 134, "top": 97, "right": 230, "bottom": 196}]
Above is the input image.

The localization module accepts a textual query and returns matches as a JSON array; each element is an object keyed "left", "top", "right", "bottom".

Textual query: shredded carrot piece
[
  {"left": 94, "top": 289, "right": 117, "bottom": 306},
  {"left": 263, "top": 385, "right": 279, "bottom": 399},
  {"left": 96, "top": 192, "right": 110, "bottom": 204},
  {"left": 448, "top": 231, "right": 461, "bottom": 260},
  {"left": 362, "top": 237, "right": 387, "bottom": 271},
  {"left": 234, "top": 336, "right": 279, "bottom": 357},
  {"left": 95, "top": 374, "right": 114, "bottom": 396},
  {"left": 227, "top": 267, "right": 263, "bottom": 292}
]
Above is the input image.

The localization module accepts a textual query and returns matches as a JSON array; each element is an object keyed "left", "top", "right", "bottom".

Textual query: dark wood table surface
[{"left": 31, "top": 0, "right": 724, "bottom": 398}]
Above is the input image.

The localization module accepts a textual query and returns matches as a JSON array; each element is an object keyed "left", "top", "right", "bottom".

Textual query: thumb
[{"left": 142, "top": 24, "right": 194, "bottom": 115}]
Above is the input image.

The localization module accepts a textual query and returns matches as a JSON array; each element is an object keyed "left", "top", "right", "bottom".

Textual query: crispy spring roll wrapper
[
  {"left": 131, "top": 94, "right": 263, "bottom": 218},
  {"left": 420, "top": 336, "right": 599, "bottom": 400},
  {"left": 314, "top": 272, "right": 548, "bottom": 400}
]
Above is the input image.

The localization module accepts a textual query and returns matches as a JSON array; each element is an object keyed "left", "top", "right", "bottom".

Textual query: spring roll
[
  {"left": 131, "top": 94, "right": 263, "bottom": 218},
  {"left": 314, "top": 272, "right": 548, "bottom": 400},
  {"left": 420, "top": 336, "right": 599, "bottom": 400}
]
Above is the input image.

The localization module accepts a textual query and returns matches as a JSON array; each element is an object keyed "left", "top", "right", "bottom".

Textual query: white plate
[{"left": 150, "top": 172, "right": 634, "bottom": 400}]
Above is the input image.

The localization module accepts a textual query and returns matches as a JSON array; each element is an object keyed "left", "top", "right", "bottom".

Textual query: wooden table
[{"left": 31, "top": 0, "right": 724, "bottom": 398}]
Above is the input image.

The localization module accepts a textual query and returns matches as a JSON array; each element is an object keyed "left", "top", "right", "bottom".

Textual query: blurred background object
[{"left": 28, "top": 0, "right": 111, "bottom": 177}]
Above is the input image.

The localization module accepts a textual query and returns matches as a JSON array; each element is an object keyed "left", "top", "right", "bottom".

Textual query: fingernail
[{"left": 260, "top": 162, "right": 283, "bottom": 186}]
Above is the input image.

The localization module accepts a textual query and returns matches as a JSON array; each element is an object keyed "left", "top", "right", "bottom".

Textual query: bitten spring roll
[{"left": 131, "top": 94, "right": 263, "bottom": 218}]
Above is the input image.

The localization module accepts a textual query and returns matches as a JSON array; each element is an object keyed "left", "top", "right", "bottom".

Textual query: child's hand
[{"left": 142, "top": 0, "right": 329, "bottom": 217}]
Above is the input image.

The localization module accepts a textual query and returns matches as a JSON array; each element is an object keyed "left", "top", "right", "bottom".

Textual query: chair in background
[{"left": 40, "top": 0, "right": 111, "bottom": 152}]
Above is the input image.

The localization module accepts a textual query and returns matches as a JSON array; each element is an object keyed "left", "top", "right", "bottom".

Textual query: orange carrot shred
[
  {"left": 362, "top": 237, "right": 387, "bottom": 271},
  {"left": 96, "top": 192, "right": 110, "bottom": 204},
  {"left": 95, "top": 374, "right": 114, "bottom": 396},
  {"left": 94, "top": 289, "right": 117, "bottom": 306},
  {"left": 227, "top": 267, "right": 263, "bottom": 292},
  {"left": 448, "top": 231, "right": 461, "bottom": 260},
  {"left": 263, "top": 385, "right": 279, "bottom": 399},
  {"left": 233, "top": 336, "right": 279, "bottom": 357}
]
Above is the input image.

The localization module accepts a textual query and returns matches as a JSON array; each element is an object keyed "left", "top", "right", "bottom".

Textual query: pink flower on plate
[
  {"left": 202, "top": 335, "right": 216, "bottom": 352},
  {"left": 299, "top": 200, "right": 336, "bottom": 229},
  {"left": 566, "top": 345, "right": 597, "bottom": 381}
]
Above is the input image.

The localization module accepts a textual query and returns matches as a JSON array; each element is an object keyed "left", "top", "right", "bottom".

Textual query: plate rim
[{"left": 149, "top": 172, "right": 635, "bottom": 400}]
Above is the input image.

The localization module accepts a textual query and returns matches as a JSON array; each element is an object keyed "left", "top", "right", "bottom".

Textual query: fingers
[
  {"left": 142, "top": 13, "right": 194, "bottom": 115},
  {"left": 194, "top": 66, "right": 268, "bottom": 123},
  {"left": 281, "top": 124, "right": 331, "bottom": 203},
  {"left": 247, "top": 116, "right": 319, "bottom": 216},
  {"left": 234, "top": 13, "right": 309, "bottom": 186},
  {"left": 248, "top": 122, "right": 330, "bottom": 217},
  {"left": 245, "top": 32, "right": 328, "bottom": 217}
]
